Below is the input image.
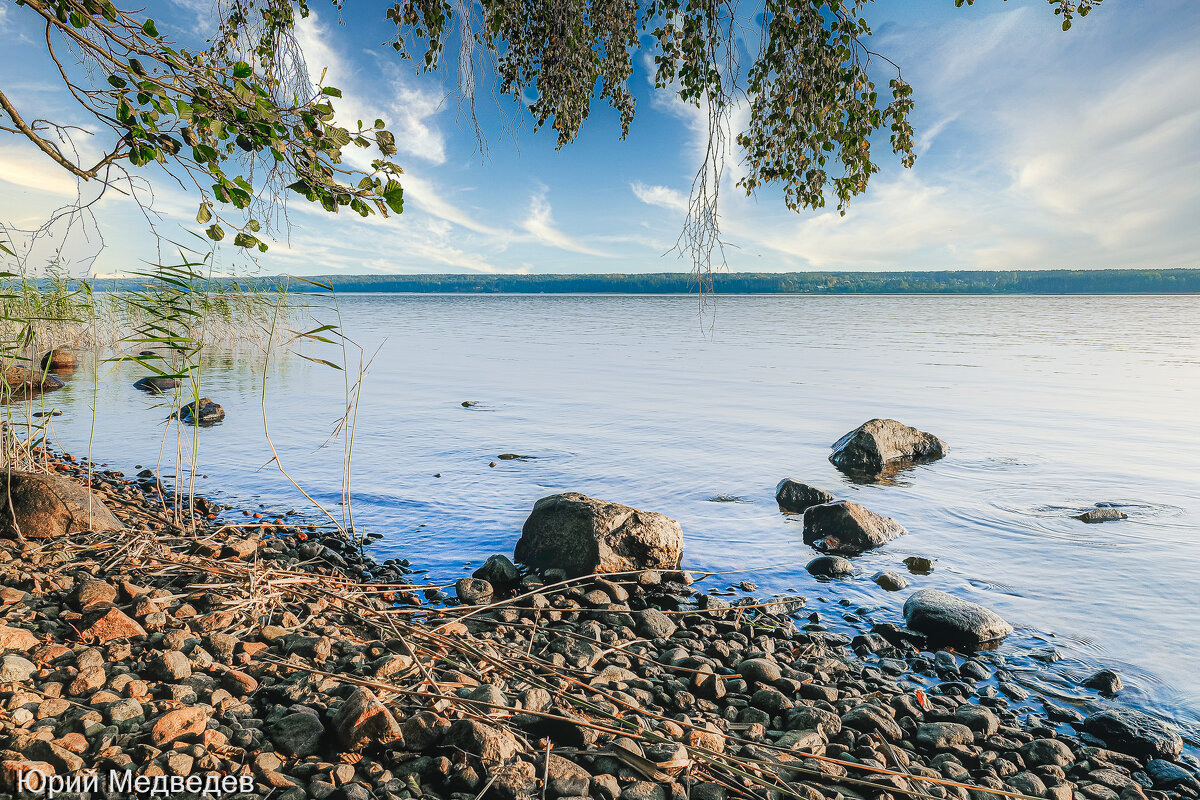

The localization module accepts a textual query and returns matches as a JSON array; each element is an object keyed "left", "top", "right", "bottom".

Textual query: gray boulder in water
[
  {"left": 805, "top": 555, "right": 854, "bottom": 578},
  {"left": 515, "top": 493, "right": 683, "bottom": 578},
  {"left": 176, "top": 397, "right": 225, "bottom": 425},
  {"left": 801, "top": 500, "right": 906, "bottom": 555},
  {"left": 903, "top": 589, "right": 1013, "bottom": 646},
  {"left": 1082, "top": 708, "right": 1183, "bottom": 761},
  {"left": 1075, "top": 507, "right": 1128, "bottom": 523},
  {"left": 829, "top": 418, "right": 946, "bottom": 476},
  {"left": 775, "top": 479, "right": 835, "bottom": 514}
]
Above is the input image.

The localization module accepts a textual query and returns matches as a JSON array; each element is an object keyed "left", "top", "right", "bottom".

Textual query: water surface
[{"left": 37, "top": 293, "right": 1200, "bottom": 739}]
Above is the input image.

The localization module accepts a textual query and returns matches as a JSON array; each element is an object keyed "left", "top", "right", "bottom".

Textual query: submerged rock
[
  {"left": 134, "top": 376, "right": 179, "bottom": 393},
  {"left": 1082, "top": 668, "right": 1123, "bottom": 695},
  {"left": 801, "top": 501, "right": 906, "bottom": 555},
  {"left": 2, "top": 366, "right": 64, "bottom": 401},
  {"left": 902, "top": 589, "right": 1013, "bottom": 646},
  {"left": 904, "top": 556, "right": 935, "bottom": 574},
  {"left": 176, "top": 397, "right": 225, "bottom": 425},
  {"left": 829, "top": 418, "right": 946, "bottom": 476},
  {"left": 775, "top": 479, "right": 835, "bottom": 514},
  {"left": 0, "top": 472, "right": 123, "bottom": 540},
  {"left": 806, "top": 555, "right": 854, "bottom": 578},
  {"left": 1075, "top": 507, "right": 1128, "bottom": 523},
  {"left": 873, "top": 571, "right": 910, "bottom": 591},
  {"left": 1082, "top": 708, "right": 1183, "bottom": 761},
  {"left": 514, "top": 493, "right": 683, "bottom": 577}
]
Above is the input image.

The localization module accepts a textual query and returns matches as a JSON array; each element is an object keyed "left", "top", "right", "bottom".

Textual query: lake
[{"left": 36, "top": 293, "right": 1200, "bottom": 740}]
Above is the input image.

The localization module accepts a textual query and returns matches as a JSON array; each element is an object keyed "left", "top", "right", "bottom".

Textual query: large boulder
[
  {"left": 514, "top": 493, "right": 683, "bottom": 578},
  {"left": 39, "top": 349, "right": 77, "bottom": 372},
  {"left": 2, "top": 366, "right": 64, "bottom": 402},
  {"left": 801, "top": 501, "right": 906, "bottom": 555},
  {"left": 1081, "top": 709, "right": 1183, "bottom": 761},
  {"left": 829, "top": 419, "right": 946, "bottom": 476},
  {"left": 903, "top": 589, "right": 1013, "bottom": 646},
  {"left": 0, "top": 472, "right": 123, "bottom": 540},
  {"left": 775, "top": 479, "right": 835, "bottom": 514}
]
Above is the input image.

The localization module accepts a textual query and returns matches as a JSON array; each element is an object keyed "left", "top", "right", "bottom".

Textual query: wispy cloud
[
  {"left": 0, "top": 144, "right": 82, "bottom": 198},
  {"left": 631, "top": 182, "right": 688, "bottom": 213},
  {"left": 520, "top": 189, "right": 611, "bottom": 258},
  {"left": 401, "top": 173, "right": 507, "bottom": 239},
  {"left": 683, "top": 3, "right": 1200, "bottom": 270},
  {"left": 295, "top": 14, "right": 448, "bottom": 166}
]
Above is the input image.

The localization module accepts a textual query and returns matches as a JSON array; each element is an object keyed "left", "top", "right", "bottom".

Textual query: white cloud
[
  {"left": 0, "top": 145, "right": 83, "bottom": 198},
  {"left": 295, "top": 14, "right": 447, "bottom": 166},
  {"left": 680, "top": 3, "right": 1200, "bottom": 270},
  {"left": 520, "top": 189, "right": 611, "bottom": 258},
  {"left": 1002, "top": 50, "right": 1200, "bottom": 264},
  {"left": 631, "top": 182, "right": 688, "bottom": 213},
  {"left": 400, "top": 173, "right": 507, "bottom": 238}
]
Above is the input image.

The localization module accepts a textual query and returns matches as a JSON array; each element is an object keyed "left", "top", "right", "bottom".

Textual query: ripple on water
[{"left": 943, "top": 492, "right": 1192, "bottom": 547}]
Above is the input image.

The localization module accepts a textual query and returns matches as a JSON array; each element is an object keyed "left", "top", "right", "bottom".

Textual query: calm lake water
[{"left": 38, "top": 294, "right": 1200, "bottom": 741}]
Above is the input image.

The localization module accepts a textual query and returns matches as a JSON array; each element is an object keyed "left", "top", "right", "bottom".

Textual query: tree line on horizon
[{"left": 66, "top": 268, "right": 1200, "bottom": 295}]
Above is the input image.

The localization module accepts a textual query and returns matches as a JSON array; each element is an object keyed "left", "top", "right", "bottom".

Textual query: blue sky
[{"left": 1, "top": 0, "right": 1198, "bottom": 276}]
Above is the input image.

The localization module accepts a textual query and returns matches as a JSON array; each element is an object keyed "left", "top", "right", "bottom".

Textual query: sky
[{"left": 1, "top": 0, "right": 1198, "bottom": 277}]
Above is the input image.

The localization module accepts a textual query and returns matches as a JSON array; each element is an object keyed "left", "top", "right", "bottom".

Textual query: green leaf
[
  {"left": 196, "top": 203, "right": 212, "bottom": 224},
  {"left": 206, "top": 224, "right": 225, "bottom": 242},
  {"left": 233, "top": 232, "right": 258, "bottom": 248},
  {"left": 329, "top": 127, "right": 351, "bottom": 147},
  {"left": 382, "top": 179, "right": 404, "bottom": 214},
  {"left": 107, "top": 75, "right": 127, "bottom": 88},
  {"left": 232, "top": 61, "right": 253, "bottom": 79},
  {"left": 142, "top": 19, "right": 158, "bottom": 37},
  {"left": 321, "top": 86, "right": 343, "bottom": 98}
]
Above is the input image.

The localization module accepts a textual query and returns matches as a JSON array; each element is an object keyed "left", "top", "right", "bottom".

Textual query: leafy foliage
[
  {"left": 0, "top": 0, "right": 1103, "bottom": 266},
  {"left": 1, "top": 0, "right": 404, "bottom": 253}
]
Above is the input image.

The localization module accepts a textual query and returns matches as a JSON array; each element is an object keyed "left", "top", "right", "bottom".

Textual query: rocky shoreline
[{"left": 0, "top": 450, "right": 1196, "bottom": 800}]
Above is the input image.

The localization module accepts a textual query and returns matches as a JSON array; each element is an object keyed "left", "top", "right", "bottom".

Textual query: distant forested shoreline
[{"left": 79, "top": 269, "right": 1200, "bottom": 294}]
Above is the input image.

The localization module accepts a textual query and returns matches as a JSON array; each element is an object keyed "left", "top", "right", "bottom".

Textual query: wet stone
[{"left": 873, "top": 571, "right": 910, "bottom": 591}]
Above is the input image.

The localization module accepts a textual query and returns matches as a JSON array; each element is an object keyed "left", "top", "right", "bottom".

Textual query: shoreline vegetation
[
  {"left": 0, "top": 277, "right": 303, "bottom": 356},
  {"left": 0, "top": 445, "right": 1195, "bottom": 800},
  {"left": 73, "top": 269, "right": 1200, "bottom": 296}
]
